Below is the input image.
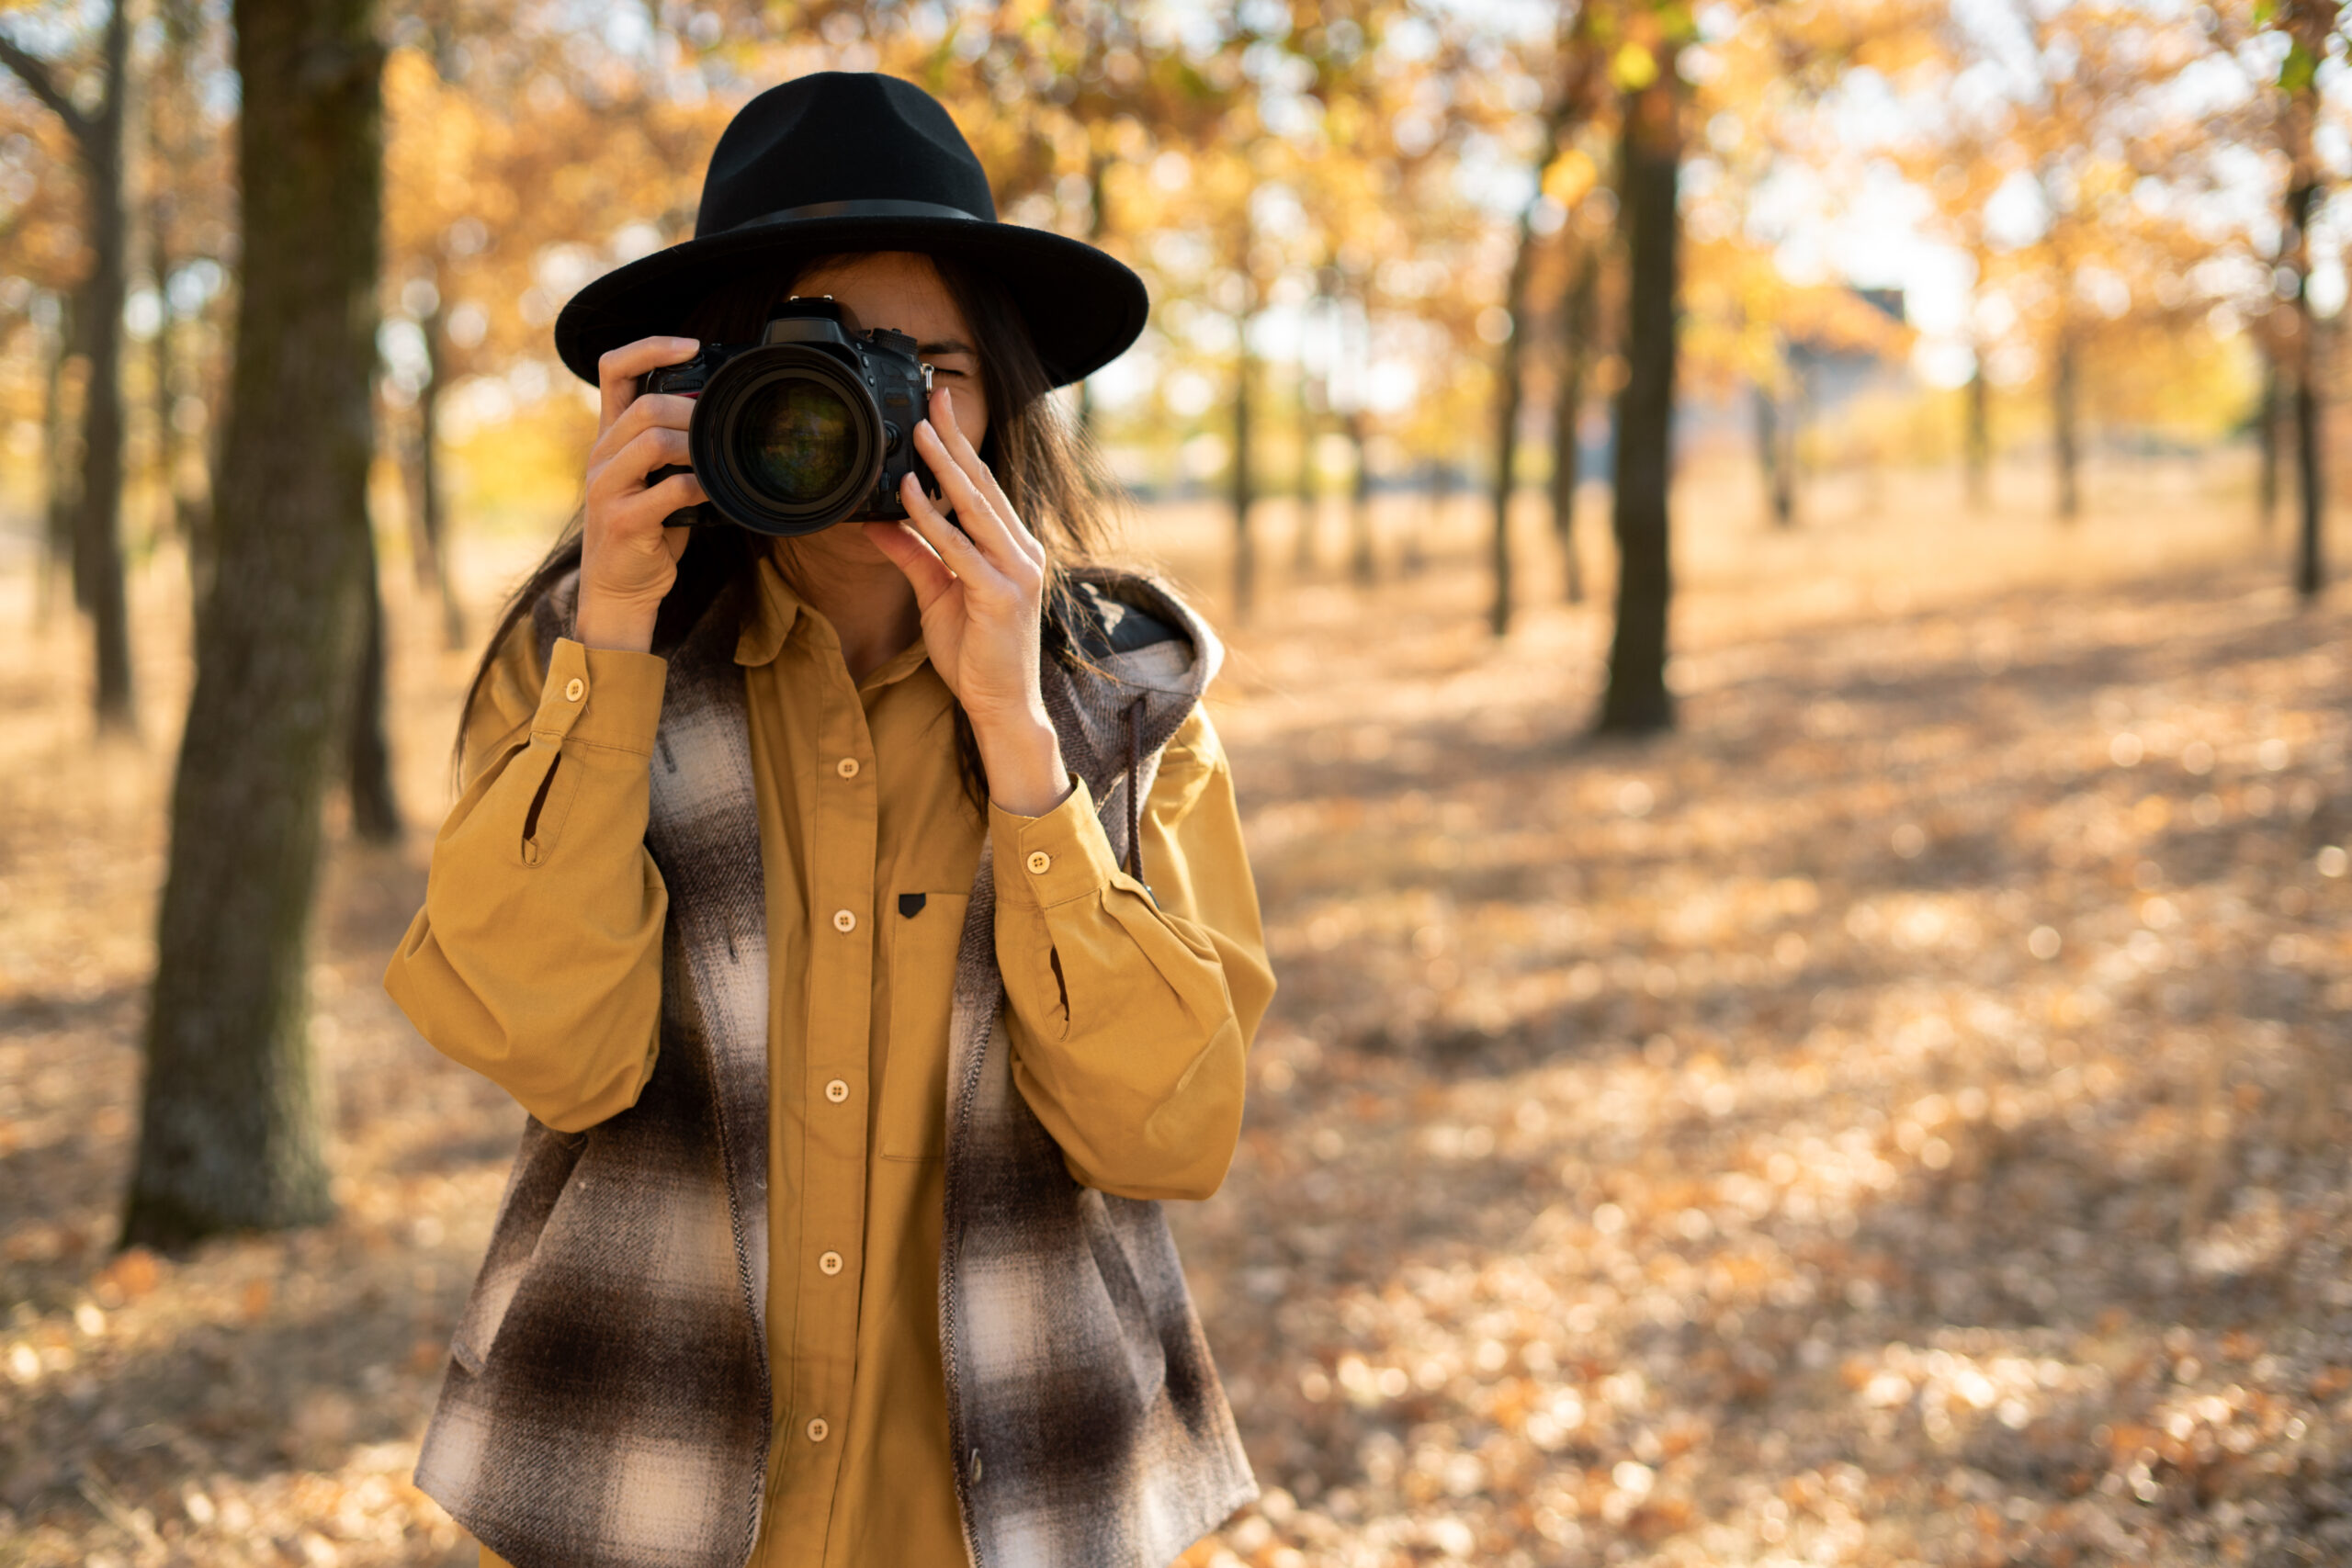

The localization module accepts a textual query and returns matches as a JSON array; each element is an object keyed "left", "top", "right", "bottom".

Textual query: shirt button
[
  {"left": 825, "top": 1077, "right": 849, "bottom": 1104},
  {"left": 832, "top": 908, "right": 857, "bottom": 933},
  {"left": 1026, "top": 851, "right": 1053, "bottom": 875},
  {"left": 564, "top": 676, "right": 585, "bottom": 703},
  {"left": 819, "top": 1250, "right": 843, "bottom": 1276},
  {"left": 836, "top": 757, "right": 861, "bottom": 778},
  {"left": 806, "top": 1417, "right": 830, "bottom": 1444}
]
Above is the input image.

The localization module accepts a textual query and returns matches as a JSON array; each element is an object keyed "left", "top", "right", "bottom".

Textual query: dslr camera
[{"left": 639, "top": 297, "right": 937, "bottom": 536}]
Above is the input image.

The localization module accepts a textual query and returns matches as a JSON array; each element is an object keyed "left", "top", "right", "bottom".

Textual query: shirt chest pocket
[{"left": 878, "top": 891, "right": 969, "bottom": 1162}]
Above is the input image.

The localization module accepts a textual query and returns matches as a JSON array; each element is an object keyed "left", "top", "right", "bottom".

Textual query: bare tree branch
[{"left": 0, "top": 32, "right": 95, "bottom": 147}]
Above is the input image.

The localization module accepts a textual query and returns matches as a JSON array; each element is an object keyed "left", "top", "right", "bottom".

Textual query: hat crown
[
  {"left": 557, "top": 70, "right": 1148, "bottom": 390},
  {"left": 695, "top": 73, "right": 999, "bottom": 238}
]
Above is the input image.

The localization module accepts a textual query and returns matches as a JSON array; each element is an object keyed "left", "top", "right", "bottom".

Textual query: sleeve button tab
[{"left": 1025, "top": 851, "right": 1052, "bottom": 875}]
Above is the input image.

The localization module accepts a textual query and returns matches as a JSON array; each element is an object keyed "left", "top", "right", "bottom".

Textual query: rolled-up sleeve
[
  {"left": 383, "top": 628, "right": 672, "bottom": 1133},
  {"left": 992, "top": 705, "right": 1274, "bottom": 1201}
]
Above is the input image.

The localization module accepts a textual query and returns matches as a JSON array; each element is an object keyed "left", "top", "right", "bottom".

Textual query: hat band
[{"left": 726, "top": 197, "right": 987, "bottom": 235}]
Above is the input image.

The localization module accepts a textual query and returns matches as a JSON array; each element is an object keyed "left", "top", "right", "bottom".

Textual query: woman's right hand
[{"left": 576, "top": 335, "right": 708, "bottom": 652}]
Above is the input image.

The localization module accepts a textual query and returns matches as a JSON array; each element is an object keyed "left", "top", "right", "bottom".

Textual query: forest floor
[{"left": 3, "top": 459, "right": 2349, "bottom": 1567}]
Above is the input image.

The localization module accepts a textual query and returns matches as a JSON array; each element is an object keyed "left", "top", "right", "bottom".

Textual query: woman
[{"left": 385, "top": 73, "right": 1272, "bottom": 1568}]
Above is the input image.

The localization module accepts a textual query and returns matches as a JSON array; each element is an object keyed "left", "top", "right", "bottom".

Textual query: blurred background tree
[
  {"left": 0, "top": 0, "right": 133, "bottom": 727},
  {"left": 2256, "top": 0, "right": 2343, "bottom": 596},
  {"left": 1594, "top": 3, "right": 1689, "bottom": 735},
  {"left": 122, "top": 0, "right": 385, "bottom": 1247}
]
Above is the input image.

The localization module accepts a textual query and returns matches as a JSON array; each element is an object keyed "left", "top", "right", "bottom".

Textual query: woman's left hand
[{"left": 865, "top": 388, "right": 1071, "bottom": 817}]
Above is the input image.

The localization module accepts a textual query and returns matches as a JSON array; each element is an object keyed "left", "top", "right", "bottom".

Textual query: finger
[
  {"left": 605, "top": 471, "right": 704, "bottom": 553},
  {"left": 598, "top": 336, "right": 700, "bottom": 434},
  {"left": 590, "top": 391, "right": 696, "bottom": 467},
  {"left": 897, "top": 463, "right": 1002, "bottom": 584},
  {"left": 637, "top": 472, "right": 706, "bottom": 562},
  {"left": 639, "top": 468, "right": 707, "bottom": 517},
  {"left": 863, "top": 520, "right": 958, "bottom": 609},
  {"left": 930, "top": 389, "right": 1037, "bottom": 562},
  {"left": 597, "top": 337, "right": 700, "bottom": 434},
  {"left": 590, "top": 426, "right": 692, "bottom": 500},
  {"left": 914, "top": 418, "right": 1030, "bottom": 578}
]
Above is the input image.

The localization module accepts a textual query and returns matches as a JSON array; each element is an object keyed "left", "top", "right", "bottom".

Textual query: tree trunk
[
  {"left": 2293, "top": 345, "right": 2324, "bottom": 595},
  {"left": 2288, "top": 177, "right": 2325, "bottom": 597},
  {"left": 148, "top": 11, "right": 210, "bottom": 577},
  {"left": 123, "top": 0, "right": 384, "bottom": 1247},
  {"left": 148, "top": 250, "right": 209, "bottom": 587},
  {"left": 345, "top": 528, "right": 400, "bottom": 842},
  {"left": 1346, "top": 406, "right": 1374, "bottom": 586},
  {"left": 78, "top": 0, "right": 135, "bottom": 728},
  {"left": 1487, "top": 340, "right": 1521, "bottom": 634},
  {"left": 2257, "top": 344, "right": 2280, "bottom": 531},
  {"left": 65, "top": 286, "right": 97, "bottom": 616},
  {"left": 39, "top": 296, "right": 80, "bottom": 627},
  {"left": 1964, "top": 355, "right": 1991, "bottom": 513},
  {"left": 1076, "top": 148, "right": 1108, "bottom": 439},
  {"left": 406, "top": 299, "right": 464, "bottom": 648},
  {"left": 2052, "top": 328, "right": 2080, "bottom": 523},
  {"left": 1487, "top": 204, "right": 1546, "bottom": 637},
  {"left": 2276, "top": 0, "right": 2338, "bottom": 593},
  {"left": 1551, "top": 244, "right": 1596, "bottom": 604},
  {"left": 1597, "top": 62, "right": 1679, "bottom": 737},
  {"left": 151, "top": 259, "right": 181, "bottom": 537},
  {"left": 1230, "top": 301, "right": 1256, "bottom": 621},
  {"left": 0, "top": 28, "right": 125, "bottom": 663}
]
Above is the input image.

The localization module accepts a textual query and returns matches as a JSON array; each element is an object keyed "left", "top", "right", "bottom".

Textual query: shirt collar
[
  {"left": 861, "top": 637, "right": 933, "bottom": 693},
  {"left": 734, "top": 548, "right": 934, "bottom": 693},
  {"left": 734, "top": 551, "right": 803, "bottom": 668}
]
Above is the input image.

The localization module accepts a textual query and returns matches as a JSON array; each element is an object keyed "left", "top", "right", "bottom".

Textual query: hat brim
[{"left": 554, "top": 216, "right": 1149, "bottom": 389}]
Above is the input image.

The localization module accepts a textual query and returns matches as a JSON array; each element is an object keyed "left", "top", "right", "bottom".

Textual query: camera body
[{"left": 639, "top": 297, "right": 936, "bottom": 537}]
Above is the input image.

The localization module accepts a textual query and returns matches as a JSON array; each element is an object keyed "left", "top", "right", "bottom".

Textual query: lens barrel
[
  {"left": 686, "top": 345, "right": 884, "bottom": 536},
  {"left": 643, "top": 299, "right": 933, "bottom": 536}
]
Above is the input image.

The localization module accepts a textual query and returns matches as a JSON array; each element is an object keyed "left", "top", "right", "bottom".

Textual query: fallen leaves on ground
[{"left": 2, "top": 491, "right": 2346, "bottom": 1566}]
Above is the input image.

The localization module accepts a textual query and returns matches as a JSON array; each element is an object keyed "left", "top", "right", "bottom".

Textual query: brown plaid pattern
[{"left": 414, "top": 569, "right": 1254, "bottom": 1568}]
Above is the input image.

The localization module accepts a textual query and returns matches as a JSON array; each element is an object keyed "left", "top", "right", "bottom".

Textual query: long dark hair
[{"left": 458, "top": 250, "right": 1123, "bottom": 802}]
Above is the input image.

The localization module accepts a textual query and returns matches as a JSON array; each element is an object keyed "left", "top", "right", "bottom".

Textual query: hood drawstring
[{"left": 1124, "top": 696, "right": 1154, "bottom": 903}]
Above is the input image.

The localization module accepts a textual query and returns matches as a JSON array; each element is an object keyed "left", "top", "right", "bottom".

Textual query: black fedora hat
[{"left": 554, "top": 73, "right": 1148, "bottom": 389}]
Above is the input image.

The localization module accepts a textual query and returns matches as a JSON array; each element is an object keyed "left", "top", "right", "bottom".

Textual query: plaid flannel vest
[{"left": 413, "top": 567, "right": 1257, "bottom": 1568}]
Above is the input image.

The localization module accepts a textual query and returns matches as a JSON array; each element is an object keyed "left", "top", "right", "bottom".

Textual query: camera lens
[
  {"left": 735, "top": 377, "right": 859, "bottom": 505},
  {"left": 687, "top": 328, "right": 887, "bottom": 536}
]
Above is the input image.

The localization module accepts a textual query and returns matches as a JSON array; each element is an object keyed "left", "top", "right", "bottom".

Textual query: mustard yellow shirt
[{"left": 386, "top": 555, "right": 1273, "bottom": 1568}]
